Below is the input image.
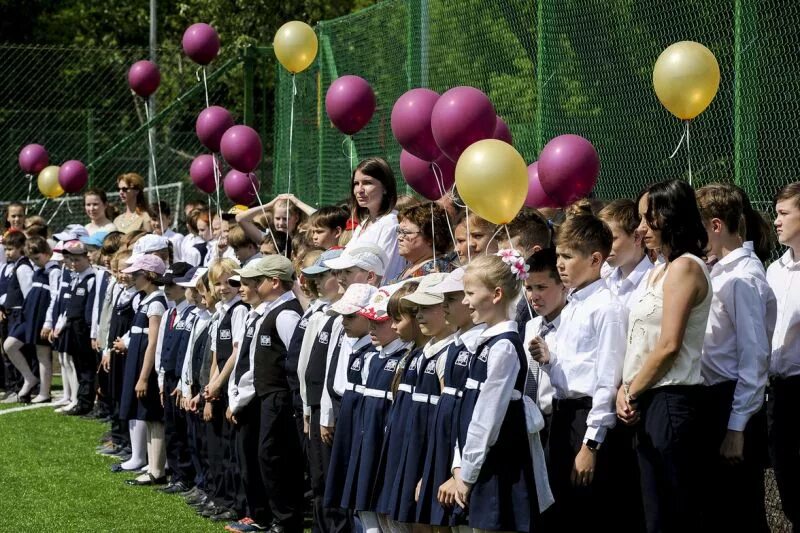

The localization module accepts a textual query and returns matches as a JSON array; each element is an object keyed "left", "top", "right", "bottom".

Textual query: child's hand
[
  {"left": 572, "top": 445, "right": 596, "bottom": 487},
  {"left": 720, "top": 430, "right": 745, "bottom": 464},
  {"left": 204, "top": 380, "right": 221, "bottom": 400},
  {"left": 226, "top": 407, "right": 238, "bottom": 425},
  {"left": 135, "top": 378, "right": 148, "bottom": 399},
  {"left": 437, "top": 477, "right": 457, "bottom": 508},
  {"left": 303, "top": 415, "right": 310, "bottom": 435},
  {"left": 320, "top": 425, "right": 335, "bottom": 446},
  {"left": 112, "top": 337, "right": 126, "bottom": 353},
  {"left": 40, "top": 327, "right": 52, "bottom": 341},
  {"left": 91, "top": 339, "right": 99, "bottom": 352},
  {"left": 189, "top": 395, "right": 200, "bottom": 413},
  {"left": 171, "top": 386, "right": 181, "bottom": 407},
  {"left": 53, "top": 327, "right": 62, "bottom": 339},
  {"left": 415, "top": 479, "right": 422, "bottom": 502},
  {"left": 453, "top": 469, "right": 471, "bottom": 509},
  {"left": 100, "top": 353, "right": 111, "bottom": 373},
  {"left": 528, "top": 336, "right": 550, "bottom": 364},
  {"left": 202, "top": 401, "right": 213, "bottom": 422}
]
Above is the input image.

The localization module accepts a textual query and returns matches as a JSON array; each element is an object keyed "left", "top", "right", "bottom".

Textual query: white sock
[
  {"left": 357, "top": 511, "right": 381, "bottom": 533},
  {"left": 64, "top": 354, "right": 79, "bottom": 404},
  {"left": 58, "top": 352, "right": 71, "bottom": 401},
  {"left": 121, "top": 420, "right": 148, "bottom": 469},
  {"left": 146, "top": 421, "right": 166, "bottom": 478}
]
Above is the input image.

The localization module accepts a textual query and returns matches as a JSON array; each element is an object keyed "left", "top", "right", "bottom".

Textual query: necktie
[
  {"left": 524, "top": 321, "right": 555, "bottom": 402},
  {"left": 168, "top": 308, "right": 178, "bottom": 330}
]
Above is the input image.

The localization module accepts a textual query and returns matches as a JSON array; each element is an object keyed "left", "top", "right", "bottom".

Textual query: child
[
  {"left": 766, "top": 181, "right": 800, "bottom": 530},
  {"left": 44, "top": 242, "right": 74, "bottom": 410},
  {"left": 452, "top": 251, "right": 548, "bottom": 532},
  {"left": 1, "top": 231, "right": 34, "bottom": 402},
  {"left": 308, "top": 206, "right": 349, "bottom": 249},
  {"left": 598, "top": 199, "right": 654, "bottom": 310},
  {"left": 531, "top": 214, "right": 627, "bottom": 530},
  {"left": 227, "top": 225, "right": 262, "bottom": 267},
  {"left": 453, "top": 215, "right": 469, "bottom": 265},
  {"left": 118, "top": 254, "right": 168, "bottom": 485},
  {"left": 386, "top": 274, "right": 454, "bottom": 525},
  {"left": 696, "top": 183, "right": 776, "bottom": 531},
  {"left": 416, "top": 267, "right": 486, "bottom": 528},
  {"left": 466, "top": 213, "right": 499, "bottom": 258}
]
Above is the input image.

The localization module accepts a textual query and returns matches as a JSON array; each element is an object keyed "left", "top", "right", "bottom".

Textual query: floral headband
[{"left": 496, "top": 248, "right": 529, "bottom": 281}]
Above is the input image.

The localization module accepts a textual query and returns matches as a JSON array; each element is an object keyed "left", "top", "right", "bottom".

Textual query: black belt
[{"left": 552, "top": 396, "right": 592, "bottom": 411}]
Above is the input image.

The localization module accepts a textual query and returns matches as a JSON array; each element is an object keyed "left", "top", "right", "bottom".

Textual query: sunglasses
[{"left": 118, "top": 187, "right": 138, "bottom": 193}]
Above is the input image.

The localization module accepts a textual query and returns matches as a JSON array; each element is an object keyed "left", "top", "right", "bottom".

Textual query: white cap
[
  {"left": 431, "top": 267, "right": 465, "bottom": 294},
  {"left": 126, "top": 234, "right": 170, "bottom": 264},
  {"left": 327, "top": 283, "right": 377, "bottom": 316},
  {"left": 402, "top": 272, "right": 449, "bottom": 306},
  {"left": 323, "top": 243, "right": 388, "bottom": 277},
  {"left": 53, "top": 224, "right": 89, "bottom": 242}
]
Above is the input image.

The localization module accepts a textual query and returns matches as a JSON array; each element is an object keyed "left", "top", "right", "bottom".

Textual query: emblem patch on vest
[
  {"left": 319, "top": 331, "right": 329, "bottom": 344},
  {"left": 351, "top": 358, "right": 362, "bottom": 371},
  {"left": 260, "top": 335, "right": 271, "bottom": 346},
  {"left": 220, "top": 329, "right": 232, "bottom": 340},
  {"left": 455, "top": 351, "right": 470, "bottom": 366},
  {"left": 424, "top": 360, "right": 437, "bottom": 374},
  {"left": 478, "top": 347, "right": 489, "bottom": 363},
  {"left": 384, "top": 359, "right": 398, "bottom": 372},
  {"left": 299, "top": 317, "right": 309, "bottom": 329},
  {"left": 246, "top": 326, "right": 255, "bottom": 337},
  {"left": 76, "top": 288, "right": 86, "bottom": 296}
]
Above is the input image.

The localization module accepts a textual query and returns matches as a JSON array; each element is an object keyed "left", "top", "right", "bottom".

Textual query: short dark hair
[
  {"left": 4, "top": 230, "right": 26, "bottom": 250},
  {"left": 24, "top": 236, "right": 50, "bottom": 256},
  {"left": 101, "top": 231, "right": 124, "bottom": 257},
  {"left": 775, "top": 181, "right": 800, "bottom": 210},
  {"left": 599, "top": 198, "right": 640, "bottom": 236},
  {"left": 507, "top": 208, "right": 552, "bottom": 251},
  {"left": 350, "top": 157, "right": 398, "bottom": 220},
  {"left": 525, "top": 247, "right": 560, "bottom": 282},
  {"left": 308, "top": 205, "right": 349, "bottom": 232},
  {"left": 398, "top": 202, "right": 452, "bottom": 253},
  {"left": 555, "top": 213, "right": 612, "bottom": 258},
  {"left": 24, "top": 224, "right": 48, "bottom": 239},
  {"left": 640, "top": 179, "right": 707, "bottom": 262},
  {"left": 228, "top": 225, "right": 257, "bottom": 249}
]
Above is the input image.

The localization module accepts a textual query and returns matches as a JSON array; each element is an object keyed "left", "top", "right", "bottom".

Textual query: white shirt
[
  {"left": 543, "top": 278, "right": 628, "bottom": 443},
  {"left": 297, "top": 300, "right": 330, "bottom": 415},
  {"left": 523, "top": 315, "right": 559, "bottom": 415},
  {"left": 90, "top": 267, "right": 111, "bottom": 339},
  {"left": 204, "top": 239, "right": 238, "bottom": 266},
  {"left": 604, "top": 255, "right": 654, "bottom": 311},
  {"left": 345, "top": 210, "right": 406, "bottom": 283},
  {"left": 767, "top": 248, "right": 800, "bottom": 378},
  {"left": 181, "top": 234, "right": 206, "bottom": 267},
  {"left": 180, "top": 308, "right": 212, "bottom": 397},
  {"left": 163, "top": 229, "right": 184, "bottom": 262},
  {"left": 44, "top": 267, "right": 71, "bottom": 330},
  {"left": 702, "top": 247, "right": 776, "bottom": 431},
  {"left": 228, "top": 302, "right": 269, "bottom": 413},
  {"left": 210, "top": 295, "right": 248, "bottom": 352}
]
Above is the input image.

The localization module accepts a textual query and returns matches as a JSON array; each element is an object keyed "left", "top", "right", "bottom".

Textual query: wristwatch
[{"left": 583, "top": 438, "right": 601, "bottom": 451}]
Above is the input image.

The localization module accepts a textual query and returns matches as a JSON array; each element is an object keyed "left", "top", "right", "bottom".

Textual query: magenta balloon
[
  {"left": 57, "top": 160, "right": 89, "bottom": 193},
  {"left": 223, "top": 169, "right": 259, "bottom": 205},
  {"left": 431, "top": 86, "right": 496, "bottom": 162},
  {"left": 391, "top": 88, "right": 441, "bottom": 162},
  {"left": 524, "top": 162, "right": 559, "bottom": 208},
  {"left": 127, "top": 60, "right": 161, "bottom": 98},
  {"left": 220, "top": 125, "right": 263, "bottom": 173},
  {"left": 190, "top": 154, "right": 218, "bottom": 194},
  {"left": 18, "top": 144, "right": 49, "bottom": 174},
  {"left": 196, "top": 106, "right": 234, "bottom": 152},
  {"left": 538, "top": 134, "right": 600, "bottom": 206},
  {"left": 399, "top": 150, "right": 456, "bottom": 201},
  {"left": 325, "top": 75, "right": 376, "bottom": 136},
  {"left": 182, "top": 23, "right": 220, "bottom": 65},
  {"left": 493, "top": 116, "right": 513, "bottom": 145}
]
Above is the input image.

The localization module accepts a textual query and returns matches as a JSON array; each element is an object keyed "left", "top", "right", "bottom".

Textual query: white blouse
[{"left": 345, "top": 210, "right": 406, "bottom": 283}]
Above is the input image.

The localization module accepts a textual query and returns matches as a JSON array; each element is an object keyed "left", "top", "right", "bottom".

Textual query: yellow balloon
[
  {"left": 455, "top": 140, "right": 528, "bottom": 225},
  {"left": 273, "top": 21, "right": 318, "bottom": 74},
  {"left": 653, "top": 41, "right": 720, "bottom": 120},
  {"left": 38, "top": 165, "right": 64, "bottom": 199}
]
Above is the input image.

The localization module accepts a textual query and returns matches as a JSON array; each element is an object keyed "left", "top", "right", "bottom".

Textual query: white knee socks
[
  {"left": 146, "top": 421, "right": 166, "bottom": 478},
  {"left": 120, "top": 419, "right": 148, "bottom": 470}
]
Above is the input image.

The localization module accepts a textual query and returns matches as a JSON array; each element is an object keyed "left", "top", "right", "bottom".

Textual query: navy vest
[
  {"left": 191, "top": 320, "right": 212, "bottom": 387},
  {"left": 253, "top": 297, "right": 303, "bottom": 396},
  {"left": 5, "top": 256, "right": 32, "bottom": 309},
  {"left": 173, "top": 307, "right": 198, "bottom": 376},
  {"left": 306, "top": 315, "right": 337, "bottom": 407},
  {"left": 215, "top": 300, "right": 248, "bottom": 370},
  {"left": 325, "top": 327, "right": 346, "bottom": 401},
  {"left": 23, "top": 262, "right": 59, "bottom": 324},
  {"left": 160, "top": 304, "right": 195, "bottom": 374},
  {"left": 233, "top": 313, "right": 259, "bottom": 385},
  {"left": 65, "top": 271, "right": 94, "bottom": 323}
]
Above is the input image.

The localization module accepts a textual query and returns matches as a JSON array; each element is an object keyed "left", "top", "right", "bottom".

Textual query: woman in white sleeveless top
[{"left": 616, "top": 179, "right": 713, "bottom": 532}]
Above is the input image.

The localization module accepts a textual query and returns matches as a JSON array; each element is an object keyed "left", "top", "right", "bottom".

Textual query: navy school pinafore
[
  {"left": 22, "top": 262, "right": 60, "bottom": 346},
  {"left": 5, "top": 256, "right": 33, "bottom": 340},
  {"left": 51, "top": 268, "right": 73, "bottom": 353}
]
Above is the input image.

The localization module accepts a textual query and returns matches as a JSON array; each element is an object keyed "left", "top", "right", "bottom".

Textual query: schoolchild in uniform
[
  {"left": 530, "top": 213, "right": 628, "bottom": 530},
  {"left": 46, "top": 241, "right": 75, "bottom": 410},
  {"left": 118, "top": 254, "right": 169, "bottom": 485},
  {"left": 696, "top": 184, "right": 776, "bottom": 532},
  {"left": 766, "top": 182, "right": 800, "bottom": 530},
  {"left": 81, "top": 230, "right": 112, "bottom": 418},
  {"left": 227, "top": 225, "right": 263, "bottom": 268},
  {"left": 1, "top": 231, "right": 35, "bottom": 402}
]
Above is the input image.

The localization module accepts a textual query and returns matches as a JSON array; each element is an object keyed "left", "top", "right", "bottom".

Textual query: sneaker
[
  {"left": 1, "top": 392, "right": 19, "bottom": 404},
  {"left": 225, "top": 517, "right": 268, "bottom": 532}
]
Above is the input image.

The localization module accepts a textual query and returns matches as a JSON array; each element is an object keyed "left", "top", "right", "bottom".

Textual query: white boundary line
[{"left": 0, "top": 394, "right": 64, "bottom": 416}]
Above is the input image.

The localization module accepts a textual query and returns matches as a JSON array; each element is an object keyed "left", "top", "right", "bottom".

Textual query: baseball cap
[
  {"left": 431, "top": 267, "right": 466, "bottom": 294},
  {"left": 300, "top": 247, "right": 344, "bottom": 276},
  {"left": 402, "top": 272, "right": 449, "bottom": 306},
  {"left": 155, "top": 261, "right": 193, "bottom": 285},
  {"left": 176, "top": 266, "right": 208, "bottom": 288},
  {"left": 53, "top": 224, "right": 89, "bottom": 242},
  {"left": 323, "top": 243, "right": 388, "bottom": 276},
  {"left": 79, "top": 231, "right": 109, "bottom": 248},
  {"left": 221, "top": 205, "right": 248, "bottom": 221},
  {"left": 62, "top": 240, "right": 88, "bottom": 256},
  {"left": 327, "top": 283, "right": 377, "bottom": 317},
  {"left": 231, "top": 255, "right": 295, "bottom": 283},
  {"left": 126, "top": 234, "right": 170, "bottom": 264},
  {"left": 358, "top": 281, "right": 407, "bottom": 322},
  {"left": 122, "top": 254, "right": 167, "bottom": 275}
]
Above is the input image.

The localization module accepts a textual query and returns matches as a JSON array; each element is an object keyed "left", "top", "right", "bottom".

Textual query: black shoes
[
  {"left": 158, "top": 481, "right": 190, "bottom": 494},
  {"left": 125, "top": 473, "right": 168, "bottom": 486}
]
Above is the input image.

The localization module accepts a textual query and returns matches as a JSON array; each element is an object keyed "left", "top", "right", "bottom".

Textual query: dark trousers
[
  {"left": 768, "top": 375, "right": 800, "bottom": 528},
  {"left": 259, "top": 390, "right": 304, "bottom": 530},
  {"left": 96, "top": 350, "right": 112, "bottom": 415},
  {"left": 186, "top": 403, "right": 208, "bottom": 490},
  {"left": 163, "top": 372, "right": 195, "bottom": 486},
  {"left": 206, "top": 397, "right": 244, "bottom": 513},
  {"left": 635, "top": 385, "right": 705, "bottom": 533},
  {"left": 235, "top": 399, "right": 269, "bottom": 524},
  {"left": 109, "top": 351, "right": 128, "bottom": 446},
  {"left": 308, "top": 405, "right": 351, "bottom": 533},
  {"left": 69, "top": 325, "right": 96, "bottom": 411}
]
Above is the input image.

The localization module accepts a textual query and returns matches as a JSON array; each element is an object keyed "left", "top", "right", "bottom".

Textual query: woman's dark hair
[
  {"left": 398, "top": 202, "right": 452, "bottom": 254},
  {"left": 640, "top": 179, "right": 707, "bottom": 262},
  {"left": 350, "top": 157, "right": 398, "bottom": 221}
]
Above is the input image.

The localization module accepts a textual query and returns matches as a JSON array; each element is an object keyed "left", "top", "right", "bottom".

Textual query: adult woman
[
  {"left": 113, "top": 173, "right": 152, "bottom": 234},
  {"left": 617, "top": 179, "right": 712, "bottom": 532},
  {"left": 346, "top": 158, "right": 404, "bottom": 281},
  {"left": 391, "top": 202, "right": 455, "bottom": 281},
  {"left": 84, "top": 188, "right": 117, "bottom": 235}
]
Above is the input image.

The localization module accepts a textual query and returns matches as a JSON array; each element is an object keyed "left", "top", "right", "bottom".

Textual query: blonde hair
[
  {"left": 208, "top": 258, "right": 239, "bottom": 286},
  {"left": 464, "top": 254, "right": 522, "bottom": 306}
]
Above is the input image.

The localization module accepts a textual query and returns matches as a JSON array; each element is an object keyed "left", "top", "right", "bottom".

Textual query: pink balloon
[
  {"left": 223, "top": 170, "right": 259, "bottom": 205},
  {"left": 431, "top": 86, "right": 496, "bottom": 162},
  {"left": 325, "top": 75, "right": 376, "bottom": 135},
  {"left": 57, "top": 160, "right": 88, "bottom": 193},
  {"left": 525, "top": 162, "right": 559, "bottom": 208},
  {"left": 19, "top": 144, "right": 49, "bottom": 174},
  {"left": 196, "top": 106, "right": 234, "bottom": 152},
  {"left": 493, "top": 116, "right": 513, "bottom": 145},
  {"left": 538, "top": 134, "right": 600, "bottom": 206},
  {"left": 220, "top": 125, "right": 263, "bottom": 173},
  {"left": 190, "top": 154, "right": 218, "bottom": 194},
  {"left": 182, "top": 23, "right": 220, "bottom": 65},
  {"left": 399, "top": 150, "right": 455, "bottom": 201},
  {"left": 391, "top": 88, "right": 441, "bottom": 162},
  {"left": 127, "top": 60, "right": 160, "bottom": 98}
]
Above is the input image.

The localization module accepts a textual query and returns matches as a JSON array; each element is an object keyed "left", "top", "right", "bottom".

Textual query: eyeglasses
[
  {"left": 396, "top": 228, "right": 420, "bottom": 239},
  {"left": 118, "top": 187, "right": 137, "bottom": 193}
]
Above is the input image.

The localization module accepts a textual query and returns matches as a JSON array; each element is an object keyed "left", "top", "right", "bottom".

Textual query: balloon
[
  {"left": 37, "top": 165, "right": 64, "bottom": 199},
  {"left": 653, "top": 41, "right": 720, "bottom": 120},
  {"left": 431, "top": 86, "right": 496, "bottom": 162},
  {"left": 220, "top": 125, "right": 263, "bottom": 173},
  {"left": 273, "top": 21, "right": 318, "bottom": 74},
  {"left": 182, "top": 23, "right": 220, "bottom": 65},
  {"left": 524, "top": 162, "right": 558, "bottom": 208},
  {"left": 128, "top": 60, "right": 161, "bottom": 98},
  {"left": 325, "top": 75, "right": 376, "bottom": 136},
  {"left": 19, "top": 144, "right": 49, "bottom": 174},
  {"left": 455, "top": 139, "right": 528, "bottom": 225},
  {"left": 493, "top": 116, "right": 513, "bottom": 145},
  {"left": 400, "top": 151, "right": 456, "bottom": 201},
  {"left": 196, "top": 106, "right": 234, "bottom": 152},
  {"left": 537, "top": 134, "right": 600, "bottom": 206},
  {"left": 58, "top": 160, "right": 88, "bottom": 193},
  {"left": 391, "top": 88, "right": 441, "bottom": 161},
  {"left": 190, "top": 154, "right": 218, "bottom": 194},
  {"left": 223, "top": 170, "right": 259, "bottom": 205}
]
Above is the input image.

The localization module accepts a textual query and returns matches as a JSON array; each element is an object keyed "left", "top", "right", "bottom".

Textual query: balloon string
[
  {"left": 341, "top": 137, "right": 358, "bottom": 171},
  {"left": 431, "top": 163, "right": 457, "bottom": 251},
  {"left": 284, "top": 73, "right": 297, "bottom": 258},
  {"left": 685, "top": 120, "right": 692, "bottom": 186},
  {"left": 430, "top": 202, "right": 437, "bottom": 270},
  {"left": 144, "top": 101, "right": 164, "bottom": 231},
  {"left": 202, "top": 67, "right": 210, "bottom": 109},
  {"left": 46, "top": 198, "right": 65, "bottom": 226},
  {"left": 211, "top": 154, "right": 222, "bottom": 221},
  {"left": 25, "top": 175, "right": 33, "bottom": 214},
  {"left": 485, "top": 224, "right": 505, "bottom": 255},
  {"left": 465, "top": 206, "right": 471, "bottom": 264},
  {"left": 669, "top": 124, "right": 687, "bottom": 159},
  {"left": 38, "top": 199, "right": 48, "bottom": 216}
]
